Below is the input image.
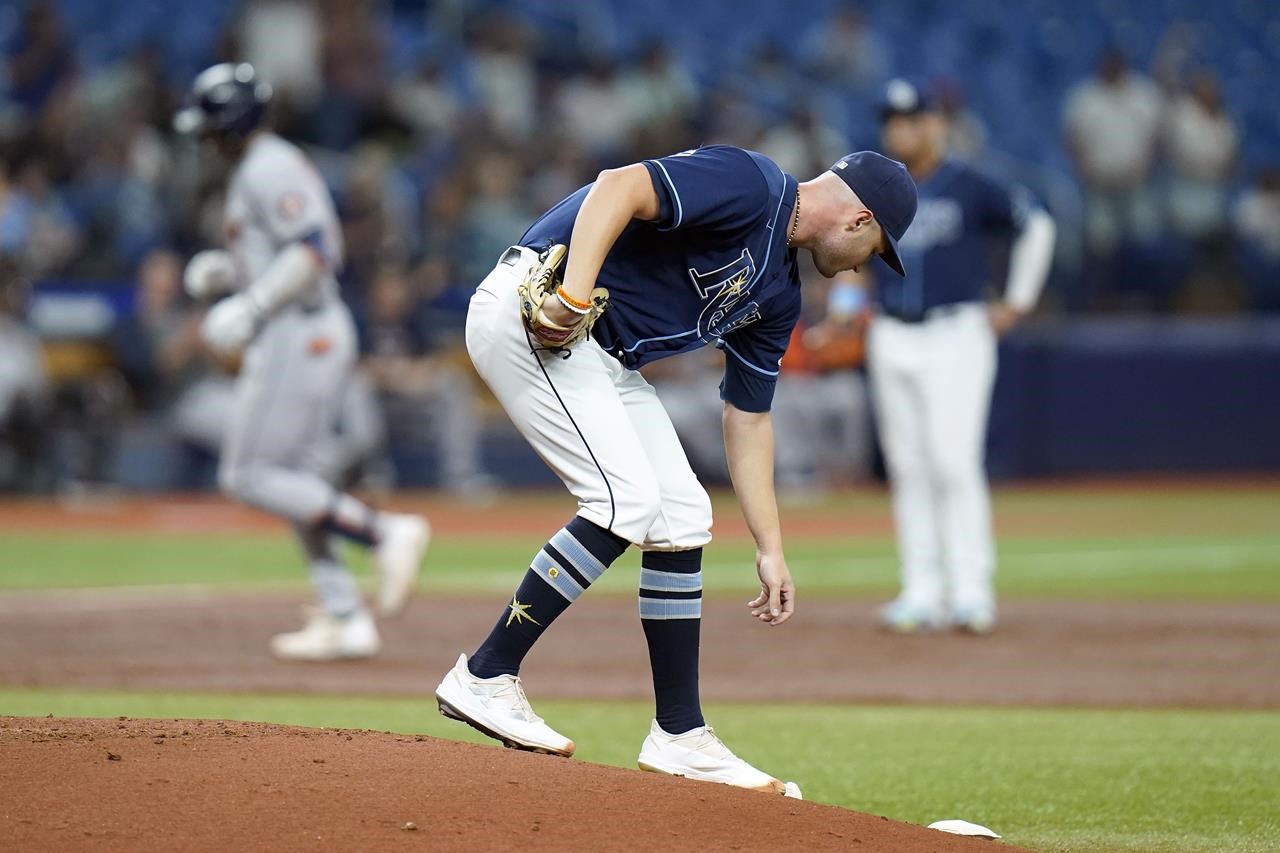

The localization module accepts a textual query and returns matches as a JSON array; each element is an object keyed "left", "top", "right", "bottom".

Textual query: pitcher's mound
[{"left": 1, "top": 717, "right": 1029, "bottom": 852}]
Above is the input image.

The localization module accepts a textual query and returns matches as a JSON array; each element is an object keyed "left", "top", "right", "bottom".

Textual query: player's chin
[{"left": 811, "top": 254, "right": 841, "bottom": 279}]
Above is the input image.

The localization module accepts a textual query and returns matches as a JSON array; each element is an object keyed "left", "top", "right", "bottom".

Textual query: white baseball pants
[
  {"left": 467, "top": 247, "right": 713, "bottom": 550},
  {"left": 867, "top": 304, "right": 997, "bottom": 612}
]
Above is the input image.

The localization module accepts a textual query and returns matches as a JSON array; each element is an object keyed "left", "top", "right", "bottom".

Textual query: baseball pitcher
[
  {"left": 433, "top": 144, "right": 917, "bottom": 794},
  {"left": 174, "top": 64, "right": 429, "bottom": 661}
]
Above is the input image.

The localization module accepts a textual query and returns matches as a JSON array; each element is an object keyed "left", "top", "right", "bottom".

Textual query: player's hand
[
  {"left": 201, "top": 294, "right": 261, "bottom": 356},
  {"left": 988, "top": 302, "right": 1024, "bottom": 337},
  {"left": 748, "top": 548, "right": 795, "bottom": 626},
  {"left": 184, "top": 250, "right": 238, "bottom": 300},
  {"left": 539, "top": 294, "right": 580, "bottom": 329}
]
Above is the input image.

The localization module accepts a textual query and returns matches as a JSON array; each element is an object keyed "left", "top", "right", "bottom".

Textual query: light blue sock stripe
[
  {"left": 639, "top": 568, "right": 703, "bottom": 593},
  {"left": 551, "top": 529, "right": 607, "bottom": 584},
  {"left": 638, "top": 598, "right": 702, "bottom": 620},
  {"left": 531, "top": 549, "right": 584, "bottom": 603}
]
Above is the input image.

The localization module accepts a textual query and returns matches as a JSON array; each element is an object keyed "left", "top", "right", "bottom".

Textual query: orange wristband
[{"left": 555, "top": 286, "right": 593, "bottom": 311}]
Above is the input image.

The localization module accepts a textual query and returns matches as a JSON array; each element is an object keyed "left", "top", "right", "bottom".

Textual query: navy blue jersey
[
  {"left": 519, "top": 145, "right": 800, "bottom": 412},
  {"left": 870, "top": 157, "right": 1037, "bottom": 318}
]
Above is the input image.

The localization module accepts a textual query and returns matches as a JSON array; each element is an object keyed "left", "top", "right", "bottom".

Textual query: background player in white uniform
[
  {"left": 867, "top": 80, "right": 1056, "bottom": 633},
  {"left": 433, "top": 145, "right": 916, "bottom": 795},
  {"left": 174, "top": 64, "right": 429, "bottom": 660}
]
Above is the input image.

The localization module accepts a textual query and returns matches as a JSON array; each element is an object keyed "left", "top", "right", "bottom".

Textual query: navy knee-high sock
[
  {"left": 640, "top": 548, "right": 705, "bottom": 734},
  {"left": 469, "top": 516, "right": 629, "bottom": 679}
]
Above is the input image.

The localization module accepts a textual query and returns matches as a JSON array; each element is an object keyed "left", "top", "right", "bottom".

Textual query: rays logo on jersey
[
  {"left": 899, "top": 198, "right": 963, "bottom": 251},
  {"left": 689, "top": 248, "right": 761, "bottom": 338}
]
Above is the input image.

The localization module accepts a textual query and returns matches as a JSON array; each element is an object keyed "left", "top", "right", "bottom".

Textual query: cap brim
[
  {"left": 878, "top": 230, "right": 907, "bottom": 276},
  {"left": 879, "top": 105, "right": 921, "bottom": 121}
]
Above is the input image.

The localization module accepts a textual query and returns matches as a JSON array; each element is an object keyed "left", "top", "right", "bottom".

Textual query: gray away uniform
[{"left": 218, "top": 132, "right": 376, "bottom": 615}]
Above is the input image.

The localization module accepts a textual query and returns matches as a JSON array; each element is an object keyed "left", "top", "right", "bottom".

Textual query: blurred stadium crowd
[{"left": 1, "top": 0, "right": 1278, "bottom": 494}]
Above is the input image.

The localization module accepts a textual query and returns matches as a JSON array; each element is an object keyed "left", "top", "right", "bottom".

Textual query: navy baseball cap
[
  {"left": 830, "top": 151, "right": 917, "bottom": 277},
  {"left": 878, "top": 78, "right": 937, "bottom": 120}
]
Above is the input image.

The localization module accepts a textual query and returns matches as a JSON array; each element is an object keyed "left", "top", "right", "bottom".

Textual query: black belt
[{"left": 881, "top": 303, "right": 973, "bottom": 324}]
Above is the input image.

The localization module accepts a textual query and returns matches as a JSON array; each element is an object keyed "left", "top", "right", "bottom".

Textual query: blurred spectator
[
  {"left": 5, "top": 0, "right": 77, "bottom": 117},
  {"left": 1232, "top": 168, "right": 1280, "bottom": 311},
  {"left": 390, "top": 59, "right": 460, "bottom": 142},
  {"left": 1165, "top": 71, "right": 1237, "bottom": 241},
  {"left": 457, "top": 148, "right": 534, "bottom": 286},
  {"left": 72, "top": 124, "right": 170, "bottom": 274},
  {"left": 1063, "top": 51, "right": 1164, "bottom": 255},
  {"left": 303, "top": 0, "right": 392, "bottom": 150},
  {"left": 525, "top": 132, "right": 595, "bottom": 214},
  {"left": 555, "top": 56, "right": 633, "bottom": 160},
  {"left": 0, "top": 156, "right": 35, "bottom": 258},
  {"left": 772, "top": 276, "right": 872, "bottom": 495},
  {"left": 733, "top": 41, "right": 805, "bottom": 118},
  {"left": 0, "top": 255, "right": 51, "bottom": 491},
  {"left": 702, "top": 86, "right": 766, "bottom": 148},
  {"left": 339, "top": 142, "right": 421, "bottom": 289},
  {"left": 111, "top": 249, "right": 205, "bottom": 412},
  {"left": 800, "top": 6, "right": 887, "bottom": 92},
  {"left": 464, "top": 14, "right": 537, "bottom": 142},
  {"left": 618, "top": 43, "right": 697, "bottom": 135},
  {"left": 756, "top": 106, "right": 850, "bottom": 178},
  {"left": 359, "top": 265, "right": 491, "bottom": 495},
  {"left": 0, "top": 148, "right": 78, "bottom": 276}
]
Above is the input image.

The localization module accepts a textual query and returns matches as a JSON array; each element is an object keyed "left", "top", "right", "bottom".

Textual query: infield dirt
[
  {"left": 1, "top": 591, "right": 1276, "bottom": 708},
  {"left": 0, "top": 716, "right": 1032, "bottom": 853}
]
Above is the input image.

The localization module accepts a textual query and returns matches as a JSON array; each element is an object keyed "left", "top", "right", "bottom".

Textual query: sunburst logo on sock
[
  {"left": 506, "top": 596, "right": 541, "bottom": 628},
  {"left": 547, "top": 566, "right": 560, "bottom": 578}
]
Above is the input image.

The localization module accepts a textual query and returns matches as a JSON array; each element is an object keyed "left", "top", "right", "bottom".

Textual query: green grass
[
  {"left": 4, "top": 530, "right": 1278, "bottom": 600},
  {"left": 3, "top": 688, "right": 1277, "bottom": 853},
  {"left": 3, "top": 485, "right": 1277, "bottom": 599}
]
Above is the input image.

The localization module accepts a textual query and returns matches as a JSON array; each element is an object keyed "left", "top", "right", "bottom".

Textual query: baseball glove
[{"left": 517, "top": 244, "right": 609, "bottom": 350}]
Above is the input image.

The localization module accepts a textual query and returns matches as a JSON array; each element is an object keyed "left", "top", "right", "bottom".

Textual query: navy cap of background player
[
  {"left": 173, "top": 63, "right": 272, "bottom": 138},
  {"left": 830, "top": 152, "right": 917, "bottom": 277},
  {"left": 878, "top": 78, "right": 938, "bottom": 120}
]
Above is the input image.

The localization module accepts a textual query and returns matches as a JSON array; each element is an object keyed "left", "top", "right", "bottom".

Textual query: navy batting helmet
[{"left": 173, "top": 63, "right": 272, "bottom": 139}]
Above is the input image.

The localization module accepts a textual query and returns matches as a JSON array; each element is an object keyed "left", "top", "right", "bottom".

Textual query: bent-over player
[
  {"left": 869, "top": 80, "right": 1056, "bottom": 634},
  {"left": 434, "top": 144, "right": 916, "bottom": 794},
  {"left": 175, "top": 64, "right": 429, "bottom": 660}
]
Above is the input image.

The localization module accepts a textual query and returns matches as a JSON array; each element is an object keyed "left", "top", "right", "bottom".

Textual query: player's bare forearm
[
  {"left": 723, "top": 402, "right": 795, "bottom": 625},
  {"left": 723, "top": 403, "right": 782, "bottom": 551},
  {"left": 558, "top": 164, "right": 660, "bottom": 304}
]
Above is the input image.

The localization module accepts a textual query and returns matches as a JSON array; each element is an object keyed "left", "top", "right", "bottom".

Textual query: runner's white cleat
[
  {"left": 270, "top": 607, "right": 381, "bottom": 661},
  {"left": 375, "top": 514, "right": 430, "bottom": 617},
  {"left": 435, "top": 653, "right": 575, "bottom": 757},
  {"left": 637, "top": 720, "right": 787, "bottom": 794}
]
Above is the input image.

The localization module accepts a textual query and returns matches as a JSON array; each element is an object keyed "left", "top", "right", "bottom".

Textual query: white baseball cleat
[
  {"left": 434, "top": 653, "right": 575, "bottom": 757},
  {"left": 879, "top": 598, "right": 947, "bottom": 633},
  {"left": 950, "top": 605, "right": 997, "bottom": 635},
  {"left": 374, "top": 514, "right": 430, "bottom": 617},
  {"left": 637, "top": 720, "right": 787, "bottom": 795},
  {"left": 270, "top": 607, "right": 381, "bottom": 661}
]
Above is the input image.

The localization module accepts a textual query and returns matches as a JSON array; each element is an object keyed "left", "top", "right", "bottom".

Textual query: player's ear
[{"left": 848, "top": 208, "right": 874, "bottom": 230}]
